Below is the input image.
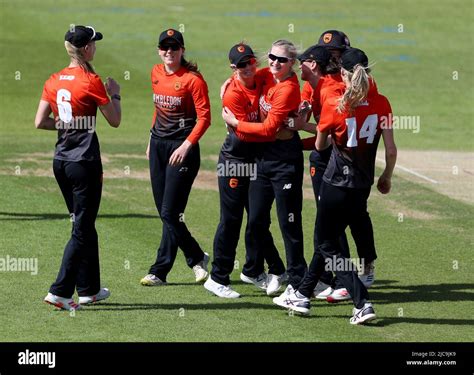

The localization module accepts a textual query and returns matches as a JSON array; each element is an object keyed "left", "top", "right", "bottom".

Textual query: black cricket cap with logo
[
  {"left": 317, "top": 30, "right": 350, "bottom": 50},
  {"left": 158, "top": 28, "right": 185, "bottom": 47},
  {"left": 65, "top": 25, "right": 103, "bottom": 48},
  {"left": 228, "top": 44, "right": 255, "bottom": 66}
]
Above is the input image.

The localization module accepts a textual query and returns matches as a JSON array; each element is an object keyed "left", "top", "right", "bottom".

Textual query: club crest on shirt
[
  {"left": 229, "top": 178, "right": 239, "bottom": 188},
  {"left": 174, "top": 81, "right": 182, "bottom": 90}
]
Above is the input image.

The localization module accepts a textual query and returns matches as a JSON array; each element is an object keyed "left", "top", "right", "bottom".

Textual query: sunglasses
[
  {"left": 85, "top": 25, "right": 96, "bottom": 41},
  {"left": 236, "top": 57, "right": 257, "bottom": 69},
  {"left": 159, "top": 44, "right": 181, "bottom": 51},
  {"left": 268, "top": 53, "right": 290, "bottom": 63}
]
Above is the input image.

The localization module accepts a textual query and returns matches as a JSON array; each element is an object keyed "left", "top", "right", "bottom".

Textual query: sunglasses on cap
[
  {"left": 235, "top": 57, "right": 257, "bottom": 69},
  {"left": 268, "top": 53, "right": 290, "bottom": 63},
  {"left": 159, "top": 43, "right": 181, "bottom": 51},
  {"left": 85, "top": 25, "right": 96, "bottom": 41}
]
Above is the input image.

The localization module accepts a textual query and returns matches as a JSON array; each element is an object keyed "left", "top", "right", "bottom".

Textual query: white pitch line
[{"left": 376, "top": 157, "right": 440, "bottom": 184}]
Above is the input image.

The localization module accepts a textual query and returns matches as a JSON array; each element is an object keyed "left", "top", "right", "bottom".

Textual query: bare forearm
[
  {"left": 110, "top": 99, "right": 121, "bottom": 127},
  {"left": 383, "top": 147, "right": 397, "bottom": 177},
  {"left": 36, "top": 117, "right": 57, "bottom": 130},
  {"left": 303, "top": 122, "right": 317, "bottom": 134}
]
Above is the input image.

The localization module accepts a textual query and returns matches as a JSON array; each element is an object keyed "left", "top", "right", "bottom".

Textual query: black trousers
[
  {"left": 148, "top": 137, "right": 205, "bottom": 281},
  {"left": 246, "top": 156, "right": 307, "bottom": 288},
  {"left": 50, "top": 159, "right": 102, "bottom": 298},
  {"left": 211, "top": 155, "right": 285, "bottom": 285},
  {"left": 309, "top": 148, "right": 343, "bottom": 287},
  {"left": 310, "top": 149, "right": 377, "bottom": 278},
  {"left": 298, "top": 182, "right": 370, "bottom": 309}
]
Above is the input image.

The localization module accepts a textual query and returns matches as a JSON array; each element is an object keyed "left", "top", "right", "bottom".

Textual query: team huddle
[{"left": 35, "top": 25, "right": 397, "bottom": 325}]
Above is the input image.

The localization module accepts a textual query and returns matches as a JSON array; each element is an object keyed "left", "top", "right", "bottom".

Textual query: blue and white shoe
[
  {"left": 359, "top": 261, "right": 375, "bottom": 288},
  {"left": 204, "top": 277, "right": 240, "bottom": 298},
  {"left": 350, "top": 302, "right": 376, "bottom": 325},
  {"left": 273, "top": 289, "right": 311, "bottom": 315},
  {"left": 240, "top": 272, "right": 268, "bottom": 291},
  {"left": 266, "top": 272, "right": 287, "bottom": 296}
]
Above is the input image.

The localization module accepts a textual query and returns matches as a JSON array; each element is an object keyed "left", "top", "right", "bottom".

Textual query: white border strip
[{"left": 376, "top": 157, "right": 439, "bottom": 184}]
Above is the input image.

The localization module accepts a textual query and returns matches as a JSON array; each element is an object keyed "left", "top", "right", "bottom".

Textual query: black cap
[
  {"left": 158, "top": 29, "right": 184, "bottom": 47},
  {"left": 228, "top": 44, "right": 255, "bottom": 65},
  {"left": 341, "top": 48, "right": 369, "bottom": 71},
  {"left": 65, "top": 25, "right": 103, "bottom": 48},
  {"left": 317, "top": 30, "right": 350, "bottom": 50},
  {"left": 297, "top": 45, "right": 331, "bottom": 66}
]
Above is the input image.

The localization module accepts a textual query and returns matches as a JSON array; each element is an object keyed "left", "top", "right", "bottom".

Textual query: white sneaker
[
  {"left": 313, "top": 281, "right": 333, "bottom": 299},
  {"left": 240, "top": 272, "right": 268, "bottom": 290},
  {"left": 140, "top": 274, "right": 166, "bottom": 286},
  {"left": 359, "top": 261, "right": 375, "bottom": 288},
  {"left": 204, "top": 277, "right": 240, "bottom": 299},
  {"left": 273, "top": 290, "right": 311, "bottom": 315},
  {"left": 350, "top": 302, "right": 376, "bottom": 325},
  {"left": 193, "top": 252, "right": 209, "bottom": 282},
  {"left": 266, "top": 273, "right": 286, "bottom": 296},
  {"left": 44, "top": 293, "right": 81, "bottom": 311},
  {"left": 326, "top": 288, "right": 351, "bottom": 303},
  {"left": 79, "top": 288, "right": 110, "bottom": 305}
]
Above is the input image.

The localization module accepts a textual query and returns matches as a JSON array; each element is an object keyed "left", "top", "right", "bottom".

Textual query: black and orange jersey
[
  {"left": 41, "top": 66, "right": 110, "bottom": 161},
  {"left": 300, "top": 73, "right": 345, "bottom": 150},
  {"left": 151, "top": 64, "right": 211, "bottom": 144},
  {"left": 236, "top": 68, "right": 302, "bottom": 160},
  {"left": 318, "top": 83, "right": 392, "bottom": 188},
  {"left": 237, "top": 68, "right": 301, "bottom": 138},
  {"left": 221, "top": 71, "right": 274, "bottom": 162},
  {"left": 222, "top": 71, "right": 274, "bottom": 143}
]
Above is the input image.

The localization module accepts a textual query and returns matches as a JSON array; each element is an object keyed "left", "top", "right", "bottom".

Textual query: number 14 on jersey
[{"left": 345, "top": 114, "right": 378, "bottom": 147}]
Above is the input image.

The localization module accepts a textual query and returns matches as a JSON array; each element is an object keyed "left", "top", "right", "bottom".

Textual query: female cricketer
[
  {"left": 36, "top": 25, "right": 121, "bottom": 311},
  {"left": 273, "top": 47, "right": 397, "bottom": 325},
  {"left": 205, "top": 43, "right": 285, "bottom": 298},
  {"left": 140, "top": 29, "right": 211, "bottom": 286},
  {"left": 296, "top": 31, "right": 379, "bottom": 302},
  {"left": 222, "top": 39, "right": 307, "bottom": 296}
]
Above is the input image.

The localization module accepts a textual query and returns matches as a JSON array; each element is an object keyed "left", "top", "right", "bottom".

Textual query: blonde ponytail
[
  {"left": 337, "top": 64, "right": 371, "bottom": 113},
  {"left": 64, "top": 41, "right": 96, "bottom": 74}
]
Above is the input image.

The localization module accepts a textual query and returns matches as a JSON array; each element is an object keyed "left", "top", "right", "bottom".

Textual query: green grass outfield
[{"left": 0, "top": 0, "right": 473, "bottom": 342}]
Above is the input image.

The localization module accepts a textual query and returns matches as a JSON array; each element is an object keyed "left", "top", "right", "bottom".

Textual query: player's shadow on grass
[
  {"left": 368, "top": 281, "right": 474, "bottom": 304},
  {"left": 368, "top": 317, "right": 474, "bottom": 327},
  {"left": 80, "top": 302, "right": 277, "bottom": 311},
  {"left": 0, "top": 211, "right": 157, "bottom": 221}
]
